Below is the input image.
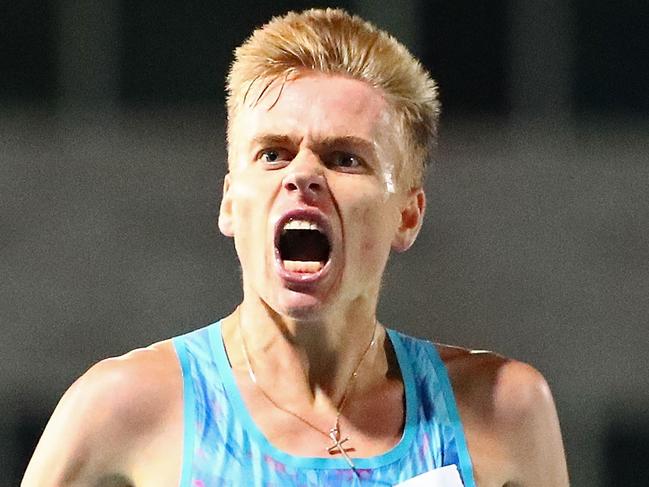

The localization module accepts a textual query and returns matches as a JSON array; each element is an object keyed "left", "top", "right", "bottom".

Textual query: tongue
[{"left": 283, "top": 260, "right": 324, "bottom": 273}]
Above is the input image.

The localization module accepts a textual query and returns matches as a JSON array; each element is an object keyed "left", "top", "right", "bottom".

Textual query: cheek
[
  {"left": 230, "top": 184, "right": 256, "bottom": 229},
  {"left": 229, "top": 176, "right": 274, "bottom": 232},
  {"left": 229, "top": 179, "right": 275, "bottom": 270},
  {"left": 347, "top": 194, "right": 398, "bottom": 256}
]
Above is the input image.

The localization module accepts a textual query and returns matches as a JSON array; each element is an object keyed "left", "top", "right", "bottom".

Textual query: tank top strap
[{"left": 387, "top": 330, "right": 476, "bottom": 487}]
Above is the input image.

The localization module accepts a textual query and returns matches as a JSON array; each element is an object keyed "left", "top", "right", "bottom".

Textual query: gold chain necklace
[{"left": 238, "top": 319, "right": 378, "bottom": 470}]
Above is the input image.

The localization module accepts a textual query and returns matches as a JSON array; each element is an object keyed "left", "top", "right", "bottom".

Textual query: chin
[{"left": 273, "top": 290, "right": 330, "bottom": 322}]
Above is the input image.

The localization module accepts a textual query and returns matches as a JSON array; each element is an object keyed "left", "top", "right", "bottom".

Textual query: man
[{"left": 23, "top": 8, "right": 569, "bottom": 486}]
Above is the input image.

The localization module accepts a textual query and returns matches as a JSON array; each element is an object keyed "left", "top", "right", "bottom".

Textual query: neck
[{"left": 223, "top": 299, "right": 385, "bottom": 403}]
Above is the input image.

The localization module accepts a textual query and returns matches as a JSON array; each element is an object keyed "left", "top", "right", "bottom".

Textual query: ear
[
  {"left": 392, "top": 188, "right": 426, "bottom": 252},
  {"left": 218, "top": 174, "right": 234, "bottom": 237}
]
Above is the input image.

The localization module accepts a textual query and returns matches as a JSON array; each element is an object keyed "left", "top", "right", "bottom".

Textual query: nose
[{"left": 282, "top": 154, "right": 326, "bottom": 200}]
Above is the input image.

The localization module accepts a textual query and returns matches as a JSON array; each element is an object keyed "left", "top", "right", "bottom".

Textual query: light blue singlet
[{"left": 172, "top": 321, "right": 476, "bottom": 486}]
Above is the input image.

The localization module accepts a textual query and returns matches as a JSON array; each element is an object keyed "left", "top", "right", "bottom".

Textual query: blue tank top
[{"left": 172, "top": 321, "right": 476, "bottom": 486}]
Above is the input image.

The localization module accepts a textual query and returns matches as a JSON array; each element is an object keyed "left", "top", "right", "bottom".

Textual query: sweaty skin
[{"left": 22, "top": 73, "right": 569, "bottom": 487}]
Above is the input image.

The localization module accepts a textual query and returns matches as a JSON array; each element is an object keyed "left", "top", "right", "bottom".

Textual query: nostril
[{"left": 284, "top": 174, "right": 323, "bottom": 193}]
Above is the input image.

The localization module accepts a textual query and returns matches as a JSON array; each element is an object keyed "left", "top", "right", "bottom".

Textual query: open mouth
[{"left": 277, "top": 219, "right": 331, "bottom": 274}]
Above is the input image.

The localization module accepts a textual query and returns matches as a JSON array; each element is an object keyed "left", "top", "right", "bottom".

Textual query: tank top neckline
[{"left": 209, "top": 321, "right": 419, "bottom": 470}]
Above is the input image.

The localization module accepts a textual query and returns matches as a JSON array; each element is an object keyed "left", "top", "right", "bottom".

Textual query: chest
[{"left": 234, "top": 368, "right": 407, "bottom": 459}]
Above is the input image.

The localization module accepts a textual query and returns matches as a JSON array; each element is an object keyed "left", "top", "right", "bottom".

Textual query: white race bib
[{"left": 394, "top": 464, "right": 464, "bottom": 487}]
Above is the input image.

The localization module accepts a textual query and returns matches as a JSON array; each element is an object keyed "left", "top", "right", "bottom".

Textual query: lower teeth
[{"left": 283, "top": 260, "right": 324, "bottom": 273}]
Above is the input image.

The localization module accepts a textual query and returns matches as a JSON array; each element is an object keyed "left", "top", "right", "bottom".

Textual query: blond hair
[{"left": 226, "top": 8, "right": 440, "bottom": 189}]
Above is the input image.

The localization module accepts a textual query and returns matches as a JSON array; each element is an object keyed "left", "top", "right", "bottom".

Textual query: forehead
[{"left": 232, "top": 72, "right": 391, "bottom": 146}]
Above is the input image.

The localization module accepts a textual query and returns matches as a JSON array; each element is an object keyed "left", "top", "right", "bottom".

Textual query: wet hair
[{"left": 226, "top": 8, "right": 440, "bottom": 189}]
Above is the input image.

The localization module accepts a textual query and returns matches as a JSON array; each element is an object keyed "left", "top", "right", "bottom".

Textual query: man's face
[{"left": 220, "top": 72, "right": 423, "bottom": 320}]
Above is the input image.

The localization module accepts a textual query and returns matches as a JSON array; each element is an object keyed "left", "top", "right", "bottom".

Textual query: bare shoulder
[
  {"left": 83, "top": 340, "right": 181, "bottom": 421},
  {"left": 438, "top": 344, "right": 550, "bottom": 422},
  {"left": 437, "top": 344, "right": 570, "bottom": 486},
  {"left": 22, "top": 340, "right": 182, "bottom": 486},
  {"left": 63, "top": 340, "right": 181, "bottom": 435}
]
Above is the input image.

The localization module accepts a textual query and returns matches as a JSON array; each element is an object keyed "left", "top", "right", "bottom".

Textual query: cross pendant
[
  {"left": 327, "top": 427, "right": 356, "bottom": 470},
  {"left": 327, "top": 427, "right": 350, "bottom": 454}
]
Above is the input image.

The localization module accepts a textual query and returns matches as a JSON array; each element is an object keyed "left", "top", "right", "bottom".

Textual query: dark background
[{"left": 2, "top": 1, "right": 648, "bottom": 485}]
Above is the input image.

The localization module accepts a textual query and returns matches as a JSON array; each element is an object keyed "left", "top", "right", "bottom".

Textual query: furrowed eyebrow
[
  {"left": 312, "top": 136, "right": 375, "bottom": 157},
  {"left": 250, "top": 134, "right": 298, "bottom": 149},
  {"left": 249, "top": 134, "right": 377, "bottom": 161}
]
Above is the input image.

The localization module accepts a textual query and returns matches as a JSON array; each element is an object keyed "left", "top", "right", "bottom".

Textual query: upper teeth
[{"left": 283, "top": 219, "right": 322, "bottom": 231}]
